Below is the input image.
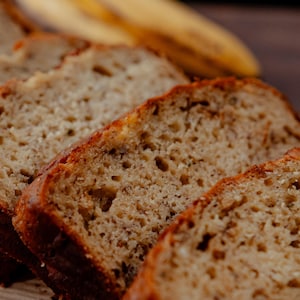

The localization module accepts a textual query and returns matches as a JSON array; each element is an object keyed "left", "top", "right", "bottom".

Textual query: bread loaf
[
  {"left": 0, "top": 44, "right": 187, "bottom": 292},
  {"left": 14, "top": 78, "right": 300, "bottom": 299},
  {"left": 124, "top": 147, "right": 300, "bottom": 300}
]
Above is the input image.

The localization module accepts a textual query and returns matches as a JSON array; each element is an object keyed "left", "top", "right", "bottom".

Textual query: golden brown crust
[
  {"left": 0, "top": 207, "right": 68, "bottom": 294},
  {"left": 202, "top": 147, "right": 300, "bottom": 201},
  {"left": 15, "top": 176, "right": 121, "bottom": 299},
  {"left": 124, "top": 195, "right": 208, "bottom": 299},
  {"left": 12, "top": 31, "right": 90, "bottom": 52},
  {"left": 29, "top": 77, "right": 300, "bottom": 176}
]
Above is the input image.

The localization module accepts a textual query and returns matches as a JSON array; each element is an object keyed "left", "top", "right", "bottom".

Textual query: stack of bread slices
[
  {"left": 0, "top": 2, "right": 300, "bottom": 300},
  {"left": 0, "top": 0, "right": 188, "bottom": 292},
  {"left": 0, "top": 1, "right": 90, "bottom": 287}
]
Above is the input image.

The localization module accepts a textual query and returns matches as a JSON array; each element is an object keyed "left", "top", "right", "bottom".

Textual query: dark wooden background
[{"left": 188, "top": 3, "right": 300, "bottom": 113}]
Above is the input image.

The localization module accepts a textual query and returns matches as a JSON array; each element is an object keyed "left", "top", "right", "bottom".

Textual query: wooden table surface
[
  {"left": 192, "top": 3, "right": 300, "bottom": 113},
  {"left": 0, "top": 3, "right": 299, "bottom": 299}
]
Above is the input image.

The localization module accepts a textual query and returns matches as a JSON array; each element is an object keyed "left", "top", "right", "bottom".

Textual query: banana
[
  {"left": 75, "top": 0, "right": 261, "bottom": 77},
  {"left": 72, "top": 0, "right": 115, "bottom": 20},
  {"left": 16, "top": 0, "right": 261, "bottom": 77},
  {"left": 15, "top": 0, "right": 134, "bottom": 45}
]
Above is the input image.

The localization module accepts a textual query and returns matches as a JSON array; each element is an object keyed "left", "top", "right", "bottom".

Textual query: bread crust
[
  {"left": 0, "top": 206, "right": 73, "bottom": 294},
  {"left": 0, "top": 32, "right": 90, "bottom": 87},
  {"left": 12, "top": 32, "right": 90, "bottom": 53},
  {"left": 16, "top": 174, "right": 121, "bottom": 299}
]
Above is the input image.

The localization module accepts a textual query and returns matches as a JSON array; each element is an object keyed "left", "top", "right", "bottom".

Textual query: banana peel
[{"left": 90, "top": 0, "right": 261, "bottom": 77}]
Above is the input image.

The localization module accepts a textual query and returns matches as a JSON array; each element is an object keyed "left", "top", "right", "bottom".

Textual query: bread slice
[
  {"left": 0, "top": 32, "right": 88, "bottom": 286},
  {"left": 0, "top": 0, "right": 40, "bottom": 54},
  {"left": 0, "top": 44, "right": 187, "bottom": 292},
  {"left": 0, "top": 3, "right": 25, "bottom": 55},
  {"left": 14, "top": 78, "right": 300, "bottom": 299},
  {"left": 0, "top": 33, "right": 89, "bottom": 85},
  {"left": 124, "top": 147, "right": 300, "bottom": 300}
]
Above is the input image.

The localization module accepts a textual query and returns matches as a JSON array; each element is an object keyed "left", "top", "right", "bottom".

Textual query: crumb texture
[
  {"left": 35, "top": 79, "right": 300, "bottom": 293},
  {"left": 0, "top": 45, "right": 187, "bottom": 212},
  {"left": 139, "top": 151, "right": 300, "bottom": 300}
]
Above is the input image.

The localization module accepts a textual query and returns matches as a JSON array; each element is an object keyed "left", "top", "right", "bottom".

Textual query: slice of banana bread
[
  {"left": 0, "top": 0, "right": 35, "bottom": 55},
  {"left": 0, "top": 44, "right": 187, "bottom": 293},
  {"left": 0, "top": 3, "right": 25, "bottom": 55},
  {"left": 125, "top": 148, "right": 300, "bottom": 300},
  {"left": 0, "top": 33, "right": 89, "bottom": 85},
  {"left": 14, "top": 78, "right": 300, "bottom": 299},
  {"left": 0, "top": 32, "right": 88, "bottom": 286}
]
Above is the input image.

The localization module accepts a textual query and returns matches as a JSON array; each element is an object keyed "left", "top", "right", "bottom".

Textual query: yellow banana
[
  {"left": 16, "top": 0, "right": 261, "bottom": 77},
  {"left": 76, "top": 0, "right": 261, "bottom": 77},
  {"left": 72, "top": 0, "right": 114, "bottom": 20},
  {"left": 15, "top": 0, "right": 134, "bottom": 45}
]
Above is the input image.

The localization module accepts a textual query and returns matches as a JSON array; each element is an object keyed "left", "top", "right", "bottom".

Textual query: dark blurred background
[
  {"left": 181, "top": 1, "right": 300, "bottom": 112},
  {"left": 182, "top": 1, "right": 300, "bottom": 6}
]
